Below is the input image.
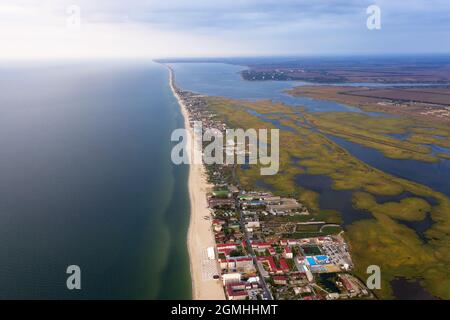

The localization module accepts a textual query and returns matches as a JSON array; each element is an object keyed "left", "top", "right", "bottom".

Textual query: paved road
[{"left": 236, "top": 196, "right": 273, "bottom": 300}]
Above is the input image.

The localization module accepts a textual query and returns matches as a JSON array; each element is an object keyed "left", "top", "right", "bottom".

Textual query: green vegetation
[
  {"left": 304, "top": 111, "right": 450, "bottom": 163},
  {"left": 302, "top": 245, "right": 322, "bottom": 255},
  {"left": 229, "top": 249, "right": 245, "bottom": 257},
  {"left": 320, "top": 225, "right": 343, "bottom": 234},
  {"left": 352, "top": 192, "right": 432, "bottom": 221},
  {"left": 212, "top": 190, "right": 231, "bottom": 198},
  {"left": 203, "top": 95, "right": 450, "bottom": 299},
  {"left": 437, "top": 153, "right": 450, "bottom": 160}
]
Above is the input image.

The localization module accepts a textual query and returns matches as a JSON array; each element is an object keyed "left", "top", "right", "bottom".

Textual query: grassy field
[
  {"left": 203, "top": 95, "right": 450, "bottom": 299},
  {"left": 287, "top": 85, "right": 450, "bottom": 125}
]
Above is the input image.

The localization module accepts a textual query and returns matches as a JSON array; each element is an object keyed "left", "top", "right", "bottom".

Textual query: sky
[{"left": 1, "top": 0, "right": 450, "bottom": 59}]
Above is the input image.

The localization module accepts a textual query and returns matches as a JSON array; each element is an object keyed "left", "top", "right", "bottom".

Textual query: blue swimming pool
[{"left": 316, "top": 255, "right": 329, "bottom": 261}]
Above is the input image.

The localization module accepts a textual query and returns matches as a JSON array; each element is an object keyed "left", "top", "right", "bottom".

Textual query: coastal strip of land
[{"left": 168, "top": 67, "right": 225, "bottom": 300}]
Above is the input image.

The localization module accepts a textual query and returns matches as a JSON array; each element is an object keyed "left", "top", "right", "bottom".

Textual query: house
[
  {"left": 245, "top": 221, "right": 260, "bottom": 232},
  {"left": 225, "top": 283, "right": 248, "bottom": 300},
  {"left": 209, "top": 198, "right": 235, "bottom": 209},
  {"left": 279, "top": 258, "right": 290, "bottom": 272},
  {"left": 219, "top": 257, "right": 255, "bottom": 273},
  {"left": 272, "top": 276, "right": 288, "bottom": 285},
  {"left": 217, "top": 243, "right": 238, "bottom": 251},
  {"left": 283, "top": 247, "right": 293, "bottom": 259},
  {"left": 267, "top": 198, "right": 301, "bottom": 214},
  {"left": 222, "top": 273, "right": 241, "bottom": 286},
  {"left": 251, "top": 242, "right": 272, "bottom": 250},
  {"left": 261, "top": 196, "right": 281, "bottom": 204},
  {"left": 257, "top": 256, "right": 277, "bottom": 273},
  {"left": 289, "top": 272, "right": 309, "bottom": 285}
]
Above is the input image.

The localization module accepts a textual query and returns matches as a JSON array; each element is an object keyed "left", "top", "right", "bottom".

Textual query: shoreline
[{"left": 168, "top": 66, "right": 225, "bottom": 300}]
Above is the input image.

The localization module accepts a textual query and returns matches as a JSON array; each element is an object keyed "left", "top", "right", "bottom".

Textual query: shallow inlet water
[
  {"left": 327, "top": 136, "right": 450, "bottom": 197},
  {"left": 385, "top": 133, "right": 450, "bottom": 157},
  {"left": 170, "top": 63, "right": 369, "bottom": 114},
  {"left": 391, "top": 278, "right": 438, "bottom": 300},
  {"left": 294, "top": 174, "right": 373, "bottom": 227},
  {"left": 0, "top": 61, "right": 191, "bottom": 299}
]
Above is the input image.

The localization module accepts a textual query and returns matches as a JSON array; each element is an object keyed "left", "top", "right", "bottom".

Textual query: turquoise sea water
[{"left": 0, "top": 60, "right": 191, "bottom": 299}]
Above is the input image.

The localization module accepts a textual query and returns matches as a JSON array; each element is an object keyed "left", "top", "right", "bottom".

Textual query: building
[
  {"left": 283, "top": 247, "right": 293, "bottom": 259},
  {"left": 225, "top": 283, "right": 248, "bottom": 300},
  {"left": 267, "top": 198, "right": 301, "bottom": 214},
  {"left": 222, "top": 273, "right": 242, "bottom": 286},
  {"left": 209, "top": 198, "right": 235, "bottom": 209},
  {"left": 219, "top": 257, "right": 255, "bottom": 273},
  {"left": 279, "top": 258, "right": 290, "bottom": 272},
  {"left": 217, "top": 243, "right": 238, "bottom": 252},
  {"left": 272, "top": 276, "right": 288, "bottom": 285},
  {"left": 207, "top": 247, "right": 215, "bottom": 260},
  {"left": 251, "top": 242, "right": 272, "bottom": 250}
]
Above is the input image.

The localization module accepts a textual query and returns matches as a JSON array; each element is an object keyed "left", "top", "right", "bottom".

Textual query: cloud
[{"left": 0, "top": 0, "right": 449, "bottom": 59}]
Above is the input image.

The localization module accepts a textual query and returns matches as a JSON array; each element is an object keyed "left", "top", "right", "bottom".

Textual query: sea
[{"left": 0, "top": 60, "right": 191, "bottom": 299}]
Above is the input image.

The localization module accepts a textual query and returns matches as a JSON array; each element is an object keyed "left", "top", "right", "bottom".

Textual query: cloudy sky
[{"left": 1, "top": 0, "right": 450, "bottom": 59}]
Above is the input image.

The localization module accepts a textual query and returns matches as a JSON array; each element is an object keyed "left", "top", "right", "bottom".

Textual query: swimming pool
[
  {"left": 306, "top": 257, "right": 317, "bottom": 266},
  {"left": 316, "top": 255, "right": 329, "bottom": 261}
]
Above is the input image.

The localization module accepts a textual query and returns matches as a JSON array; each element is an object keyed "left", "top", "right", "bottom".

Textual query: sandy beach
[{"left": 168, "top": 67, "right": 225, "bottom": 300}]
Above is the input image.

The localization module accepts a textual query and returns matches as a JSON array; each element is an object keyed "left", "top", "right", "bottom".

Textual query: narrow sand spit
[{"left": 168, "top": 67, "right": 225, "bottom": 300}]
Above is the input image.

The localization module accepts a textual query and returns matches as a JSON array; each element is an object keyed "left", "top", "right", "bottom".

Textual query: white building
[{"left": 222, "top": 273, "right": 242, "bottom": 286}]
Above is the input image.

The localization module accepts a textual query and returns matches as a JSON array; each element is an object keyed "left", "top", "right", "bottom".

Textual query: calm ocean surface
[{"left": 0, "top": 60, "right": 191, "bottom": 299}]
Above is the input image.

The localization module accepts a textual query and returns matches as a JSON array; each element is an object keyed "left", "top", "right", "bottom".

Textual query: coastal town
[{"left": 171, "top": 71, "right": 373, "bottom": 301}]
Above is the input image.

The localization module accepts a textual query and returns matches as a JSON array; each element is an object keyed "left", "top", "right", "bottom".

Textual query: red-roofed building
[
  {"left": 279, "top": 258, "right": 290, "bottom": 272},
  {"left": 272, "top": 275, "right": 288, "bottom": 285},
  {"left": 251, "top": 242, "right": 272, "bottom": 250},
  {"left": 225, "top": 283, "right": 249, "bottom": 300},
  {"left": 215, "top": 233, "right": 226, "bottom": 243},
  {"left": 283, "top": 247, "right": 293, "bottom": 259},
  {"left": 219, "top": 249, "right": 232, "bottom": 257},
  {"left": 217, "top": 243, "right": 238, "bottom": 251},
  {"left": 341, "top": 277, "right": 355, "bottom": 293},
  {"left": 257, "top": 256, "right": 278, "bottom": 273},
  {"left": 212, "top": 219, "right": 226, "bottom": 225}
]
